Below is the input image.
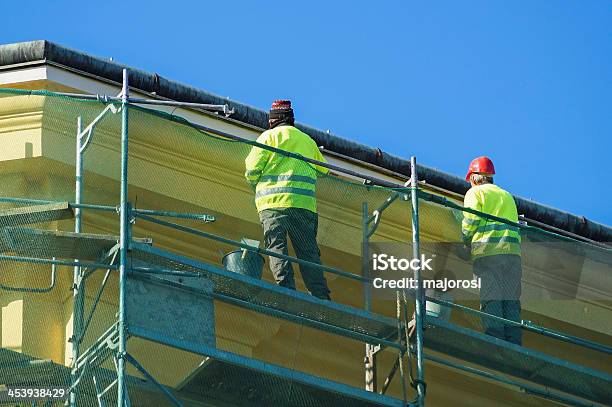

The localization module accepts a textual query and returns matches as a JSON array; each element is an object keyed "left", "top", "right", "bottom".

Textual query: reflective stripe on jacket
[
  {"left": 462, "top": 183, "right": 521, "bottom": 259},
  {"left": 244, "top": 125, "right": 328, "bottom": 213}
]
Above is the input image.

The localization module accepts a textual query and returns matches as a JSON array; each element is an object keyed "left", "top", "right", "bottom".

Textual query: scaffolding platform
[
  {"left": 3, "top": 227, "right": 152, "bottom": 261},
  {"left": 424, "top": 317, "right": 612, "bottom": 405},
  {"left": 0, "top": 348, "right": 66, "bottom": 390},
  {"left": 0, "top": 202, "right": 74, "bottom": 226},
  {"left": 0, "top": 203, "right": 74, "bottom": 252},
  {"left": 129, "top": 242, "right": 399, "bottom": 347},
  {"left": 0, "top": 348, "right": 175, "bottom": 406},
  {"left": 175, "top": 357, "right": 404, "bottom": 407}
]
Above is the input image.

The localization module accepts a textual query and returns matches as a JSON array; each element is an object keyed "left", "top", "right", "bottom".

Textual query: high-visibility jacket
[
  {"left": 245, "top": 125, "right": 328, "bottom": 213},
  {"left": 462, "top": 183, "right": 521, "bottom": 259}
]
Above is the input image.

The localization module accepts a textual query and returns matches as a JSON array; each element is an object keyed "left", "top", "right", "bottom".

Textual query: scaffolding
[{"left": 0, "top": 70, "right": 611, "bottom": 407}]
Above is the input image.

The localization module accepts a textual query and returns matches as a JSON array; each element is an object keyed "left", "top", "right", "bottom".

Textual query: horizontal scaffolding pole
[
  {"left": 419, "top": 190, "right": 532, "bottom": 231},
  {"left": 518, "top": 214, "right": 610, "bottom": 249},
  {"left": 0, "top": 196, "right": 215, "bottom": 220},
  {"left": 131, "top": 266, "right": 200, "bottom": 278},
  {"left": 0, "top": 196, "right": 116, "bottom": 212},
  {"left": 25, "top": 90, "right": 232, "bottom": 114},
  {"left": 0, "top": 254, "right": 119, "bottom": 270},
  {"left": 132, "top": 208, "right": 215, "bottom": 222},
  {"left": 127, "top": 97, "right": 233, "bottom": 115},
  {"left": 418, "top": 190, "right": 612, "bottom": 251},
  {"left": 135, "top": 212, "right": 369, "bottom": 283}
]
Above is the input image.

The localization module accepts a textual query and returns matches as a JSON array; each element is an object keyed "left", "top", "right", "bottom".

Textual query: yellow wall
[{"left": 0, "top": 79, "right": 609, "bottom": 406}]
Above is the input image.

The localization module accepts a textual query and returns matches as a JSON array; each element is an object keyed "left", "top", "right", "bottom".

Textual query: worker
[
  {"left": 244, "top": 100, "right": 331, "bottom": 300},
  {"left": 462, "top": 156, "right": 522, "bottom": 345}
]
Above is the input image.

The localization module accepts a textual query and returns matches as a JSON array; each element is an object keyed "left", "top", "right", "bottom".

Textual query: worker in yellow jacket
[
  {"left": 245, "top": 100, "right": 331, "bottom": 300},
  {"left": 462, "top": 156, "right": 522, "bottom": 345}
]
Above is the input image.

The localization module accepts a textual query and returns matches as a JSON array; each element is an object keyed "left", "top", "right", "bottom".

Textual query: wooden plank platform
[{"left": 3, "top": 227, "right": 152, "bottom": 261}]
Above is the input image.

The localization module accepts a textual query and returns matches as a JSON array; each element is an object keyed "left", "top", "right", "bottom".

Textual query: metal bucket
[
  {"left": 426, "top": 300, "right": 443, "bottom": 318},
  {"left": 222, "top": 249, "right": 264, "bottom": 279}
]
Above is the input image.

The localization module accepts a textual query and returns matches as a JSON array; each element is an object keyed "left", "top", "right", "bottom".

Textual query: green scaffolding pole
[
  {"left": 117, "top": 68, "right": 131, "bottom": 407},
  {"left": 410, "top": 156, "right": 426, "bottom": 406}
]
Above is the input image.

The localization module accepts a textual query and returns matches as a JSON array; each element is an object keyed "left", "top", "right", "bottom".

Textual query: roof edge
[{"left": 0, "top": 40, "right": 610, "bottom": 242}]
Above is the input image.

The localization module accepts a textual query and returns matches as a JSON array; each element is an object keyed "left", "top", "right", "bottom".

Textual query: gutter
[{"left": 0, "top": 40, "right": 610, "bottom": 243}]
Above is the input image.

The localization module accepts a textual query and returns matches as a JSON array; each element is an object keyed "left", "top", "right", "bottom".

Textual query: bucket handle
[{"left": 219, "top": 248, "right": 250, "bottom": 260}]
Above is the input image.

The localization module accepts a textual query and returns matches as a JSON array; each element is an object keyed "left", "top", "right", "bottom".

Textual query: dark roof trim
[{"left": 0, "top": 40, "right": 610, "bottom": 243}]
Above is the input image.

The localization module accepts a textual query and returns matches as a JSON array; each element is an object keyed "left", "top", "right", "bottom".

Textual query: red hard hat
[{"left": 466, "top": 156, "right": 495, "bottom": 181}]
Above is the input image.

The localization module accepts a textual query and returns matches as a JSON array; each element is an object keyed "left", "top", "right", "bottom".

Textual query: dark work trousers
[
  {"left": 473, "top": 254, "right": 522, "bottom": 345},
  {"left": 259, "top": 208, "right": 331, "bottom": 300}
]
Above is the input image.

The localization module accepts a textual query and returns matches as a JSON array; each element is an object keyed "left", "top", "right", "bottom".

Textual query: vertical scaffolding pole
[
  {"left": 75, "top": 116, "right": 84, "bottom": 234},
  {"left": 410, "top": 156, "right": 426, "bottom": 406},
  {"left": 363, "top": 202, "right": 371, "bottom": 313},
  {"left": 70, "top": 116, "right": 85, "bottom": 407},
  {"left": 117, "top": 69, "right": 130, "bottom": 407},
  {"left": 363, "top": 202, "right": 377, "bottom": 392}
]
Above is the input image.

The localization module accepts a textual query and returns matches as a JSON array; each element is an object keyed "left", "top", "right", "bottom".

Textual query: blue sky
[{"left": 2, "top": 1, "right": 611, "bottom": 225}]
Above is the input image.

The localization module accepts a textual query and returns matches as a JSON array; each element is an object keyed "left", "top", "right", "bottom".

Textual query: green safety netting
[{"left": 0, "top": 89, "right": 609, "bottom": 407}]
